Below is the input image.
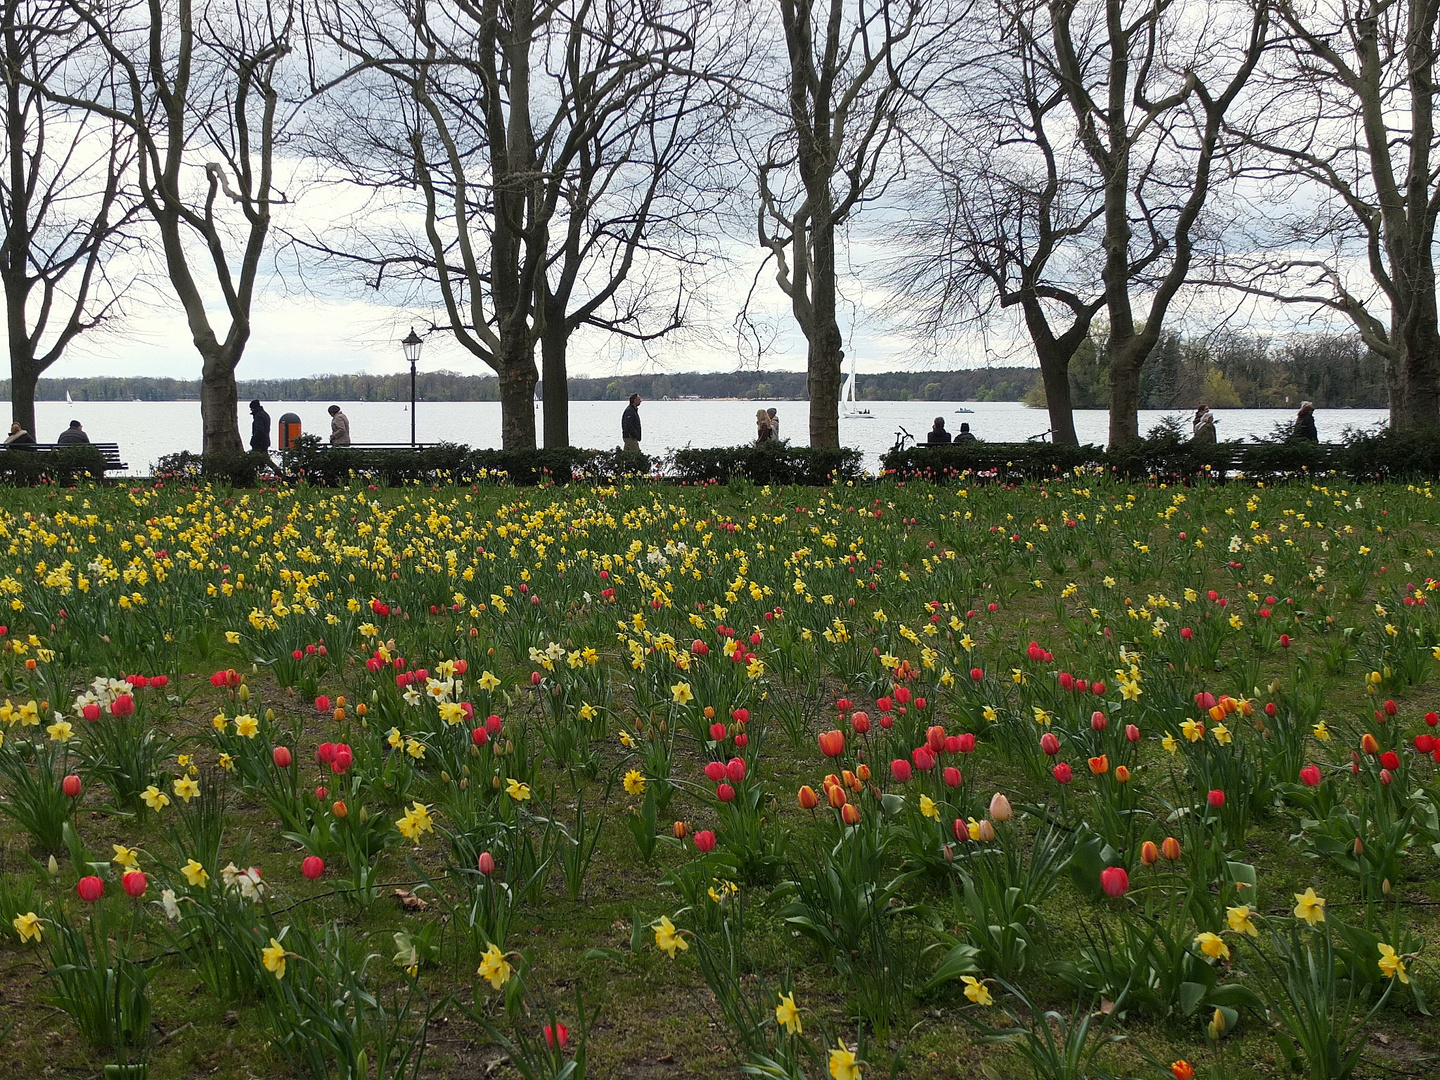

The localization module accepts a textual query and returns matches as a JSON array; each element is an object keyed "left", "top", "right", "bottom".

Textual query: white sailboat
[
  {"left": 65, "top": 391, "right": 73, "bottom": 407},
  {"left": 840, "top": 354, "right": 873, "bottom": 418}
]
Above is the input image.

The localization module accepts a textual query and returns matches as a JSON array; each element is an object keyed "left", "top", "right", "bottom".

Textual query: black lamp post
[{"left": 401, "top": 327, "right": 423, "bottom": 447}]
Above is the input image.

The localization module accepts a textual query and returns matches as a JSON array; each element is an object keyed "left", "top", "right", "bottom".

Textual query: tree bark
[
  {"left": 200, "top": 353, "right": 243, "bottom": 455},
  {"left": 1035, "top": 343, "right": 1079, "bottom": 445},
  {"left": 539, "top": 315, "right": 569, "bottom": 449},
  {"left": 8, "top": 354, "right": 36, "bottom": 436},
  {"left": 497, "top": 344, "right": 538, "bottom": 450},
  {"left": 805, "top": 217, "right": 842, "bottom": 447},
  {"left": 1107, "top": 340, "right": 1146, "bottom": 446},
  {"left": 1388, "top": 258, "right": 1440, "bottom": 431}
]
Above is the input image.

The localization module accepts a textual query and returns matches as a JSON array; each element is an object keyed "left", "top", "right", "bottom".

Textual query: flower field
[{"left": 2, "top": 476, "right": 1440, "bottom": 1079}]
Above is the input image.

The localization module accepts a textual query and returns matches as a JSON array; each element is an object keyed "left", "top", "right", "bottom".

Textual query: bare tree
[
  {"left": 53, "top": 0, "right": 297, "bottom": 454},
  {"left": 1, "top": 0, "right": 137, "bottom": 437},
  {"left": 892, "top": 1, "right": 1103, "bottom": 446},
  {"left": 1221, "top": 0, "right": 1440, "bottom": 431},
  {"left": 315, "top": 0, "right": 718, "bottom": 450},
  {"left": 1047, "top": 0, "right": 1268, "bottom": 445},
  {"left": 756, "top": 0, "right": 956, "bottom": 448}
]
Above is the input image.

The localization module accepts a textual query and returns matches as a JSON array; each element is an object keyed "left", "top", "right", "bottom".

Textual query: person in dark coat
[
  {"left": 4, "top": 423, "right": 35, "bottom": 446},
  {"left": 56, "top": 420, "right": 89, "bottom": 444},
  {"left": 926, "top": 417, "right": 952, "bottom": 444},
  {"left": 621, "top": 394, "right": 642, "bottom": 451},
  {"left": 955, "top": 422, "right": 978, "bottom": 443},
  {"left": 1292, "top": 401, "right": 1319, "bottom": 442},
  {"left": 249, "top": 400, "right": 272, "bottom": 452}
]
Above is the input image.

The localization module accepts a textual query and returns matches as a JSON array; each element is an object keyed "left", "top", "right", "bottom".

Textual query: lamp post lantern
[{"left": 401, "top": 327, "right": 424, "bottom": 447}]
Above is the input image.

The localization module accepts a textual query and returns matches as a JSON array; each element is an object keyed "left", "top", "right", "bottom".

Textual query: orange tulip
[
  {"left": 840, "top": 803, "right": 861, "bottom": 826},
  {"left": 1140, "top": 840, "right": 1159, "bottom": 865},
  {"left": 1088, "top": 755, "right": 1109, "bottom": 775},
  {"left": 1161, "top": 836, "right": 1182, "bottom": 861},
  {"left": 798, "top": 785, "right": 819, "bottom": 810}
]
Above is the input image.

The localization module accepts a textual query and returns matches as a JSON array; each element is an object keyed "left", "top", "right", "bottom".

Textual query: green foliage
[
  {"left": 0, "top": 445, "right": 107, "bottom": 485},
  {"left": 669, "top": 444, "right": 862, "bottom": 486}
]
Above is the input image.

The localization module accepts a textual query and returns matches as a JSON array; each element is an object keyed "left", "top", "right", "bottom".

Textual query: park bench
[{"left": 6, "top": 442, "right": 127, "bottom": 470}]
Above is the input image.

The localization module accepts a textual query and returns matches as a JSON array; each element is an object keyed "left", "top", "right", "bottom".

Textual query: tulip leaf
[
  {"left": 925, "top": 942, "right": 982, "bottom": 990},
  {"left": 1177, "top": 980, "right": 1208, "bottom": 1016}
]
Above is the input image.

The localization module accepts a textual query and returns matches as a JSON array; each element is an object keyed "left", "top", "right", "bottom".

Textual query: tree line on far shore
[{"left": 2, "top": 330, "right": 1391, "bottom": 412}]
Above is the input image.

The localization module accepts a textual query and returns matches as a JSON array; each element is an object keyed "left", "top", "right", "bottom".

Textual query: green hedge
[
  {"left": 669, "top": 445, "right": 863, "bottom": 486},
  {"left": 882, "top": 431, "right": 1440, "bottom": 483},
  {"left": 277, "top": 439, "right": 656, "bottom": 487},
  {"left": 0, "top": 445, "right": 108, "bottom": 486}
]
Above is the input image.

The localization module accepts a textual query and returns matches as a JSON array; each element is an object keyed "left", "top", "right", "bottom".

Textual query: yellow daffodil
[
  {"left": 262, "top": 937, "right": 287, "bottom": 980},
  {"left": 670, "top": 681, "right": 693, "bottom": 705},
  {"left": 141, "top": 785, "right": 171, "bottom": 812},
  {"left": 1195, "top": 932, "right": 1230, "bottom": 961},
  {"left": 829, "top": 1041, "right": 862, "bottom": 1080},
  {"left": 46, "top": 718, "right": 72, "bottom": 742},
  {"left": 233, "top": 714, "right": 259, "bottom": 738},
  {"left": 182, "top": 859, "right": 209, "bottom": 888},
  {"left": 1294, "top": 887, "right": 1326, "bottom": 927},
  {"left": 1226, "top": 905, "right": 1259, "bottom": 937},
  {"left": 1378, "top": 943, "right": 1409, "bottom": 983},
  {"left": 961, "top": 975, "right": 993, "bottom": 1005},
  {"left": 477, "top": 943, "right": 512, "bottom": 989},
  {"left": 12, "top": 911, "right": 41, "bottom": 944},
  {"left": 653, "top": 915, "right": 688, "bottom": 958},
  {"left": 623, "top": 770, "right": 646, "bottom": 796},
  {"left": 173, "top": 776, "right": 200, "bottom": 802},
  {"left": 112, "top": 844, "right": 140, "bottom": 870},
  {"left": 506, "top": 778, "right": 531, "bottom": 802},
  {"left": 919, "top": 795, "right": 940, "bottom": 821},
  {"left": 775, "top": 992, "right": 801, "bottom": 1035}
]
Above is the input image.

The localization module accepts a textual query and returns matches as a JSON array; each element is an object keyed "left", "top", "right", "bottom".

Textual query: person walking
[
  {"left": 249, "top": 400, "right": 272, "bottom": 453},
  {"left": 621, "top": 394, "right": 642, "bottom": 452},
  {"left": 926, "top": 417, "right": 952, "bottom": 444},
  {"left": 328, "top": 405, "right": 351, "bottom": 446},
  {"left": 4, "top": 423, "right": 35, "bottom": 445},
  {"left": 1191, "top": 405, "right": 1217, "bottom": 444},
  {"left": 756, "top": 409, "right": 774, "bottom": 443},
  {"left": 56, "top": 419, "right": 90, "bottom": 444},
  {"left": 767, "top": 407, "right": 781, "bottom": 441},
  {"left": 1292, "top": 401, "right": 1318, "bottom": 442}
]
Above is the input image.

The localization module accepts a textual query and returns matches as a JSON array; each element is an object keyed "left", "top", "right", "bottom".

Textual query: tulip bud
[
  {"left": 1161, "top": 836, "right": 1182, "bottom": 861},
  {"left": 1207, "top": 789, "right": 1225, "bottom": 808},
  {"left": 62, "top": 774, "right": 82, "bottom": 798},
  {"left": 1040, "top": 732, "right": 1061, "bottom": 756},
  {"left": 1052, "top": 762, "right": 1073, "bottom": 784},
  {"left": 988, "top": 793, "right": 1012, "bottom": 822},
  {"left": 1091, "top": 711, "right": 1108, "bottom": 732},
  {"left": 694, "top": 830, "right": 716, "bottom": 853},
  {"left": 1100, "top": 866, "right": 1129, "bottom": 897},
  {"left": 1354, "top": 836, "right": 1365, "bottom": 856},
  {"left": 477, "top": 851, "right": 496, "bottom": 875},
  {"left": 1115, "top": 765, "right": 1131, "bottom": 783},
  {"left": 47, "top": 855, "right": 59, "bottom": 878},
  {"left": 943, "top": 766, "right": 962, "bottom": 788},
  {"left": 975, "top": 819, "right": 995, "bottom": 842},
  {"left": 302, "top": 856, "right": 325, "bottom": 880},
  {"left": 827, "top": 784, "right": 847, "bottom": 808},
  {"left": 841, "top": 803, "right": 861, "bottom": 826},
  {"left": 1140, "top": 841, "right": 1159, "bottom": 865},
  {"left": 238, "top": 684, "right": 250, "bottom": 703},
  {"left": 1299, "top": 764, "right": 1322, "bottom": 786},
  {"left": 1208, "top": 1008, "right": 1226, "bottom": 1040},
  {"left": 673, "top": 821, "right": 687, "bottom": 840},
  {"left": 1125, "top": 724, "right": 1140, "bottom": 743}
]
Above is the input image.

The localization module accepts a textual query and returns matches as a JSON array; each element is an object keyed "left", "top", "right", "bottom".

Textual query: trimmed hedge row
[
  {"left": 881, "top": 430, "right": 1431, "bottom": 483},
  {"left": 147, "top": 440, "right": 865, "bottom": 488},
  {"left": 669, "top": 444, "right": 863, "bottom": 486}
]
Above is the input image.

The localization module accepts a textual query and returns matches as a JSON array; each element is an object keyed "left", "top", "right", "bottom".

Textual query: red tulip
[
  {"left": 732, "top": 708, "right": 749, "bottom": 725},
  {"left": 301, "top": 856, "right": 325, "bottom": 880},
  {"left": 77, "top": 875, "right": 104, "bottom": 902},
  {"left": 1384, "top": 699, "right": 1398, "bottom": 716},
  {"left": 1299, "top": 764, "right": 1322, "bottom": 786},
  {"left": 925, "top": 725, "right": 946, "bottom": 753},
  {"left": 1416, "top": 734, "right": 1436, "bottom": 754},
  {"left": 955, "top": 732, "right": 976, "bottom": 754},
  {"left": 1039, "top": 732, "right": 1062, "bottom": 756},
  {"left": 703, "top": 761, "right": 725, "bottom": 782},
  {"left": 1091, "top": 711, "right": 1108, "bottom": 732},
  {"left": 1380, "top": 750, "right": 1400, "bottom": 770},
  {"left": 1125, "top": 724, "right": 1140, "bottom": 743},
  {"left": 315, "top": 695, "right": 331, "bottom": 712},
  {"left": 716, "top": 783, "right": 736, "bottom": 803},
  {"left": 544, "top": 1023, "right": 569, "bottom": 1050},
  {"left": 1380, "top": 768, "right": 1394, "bottom": 785},
  {"left": 62, "top": 774, "right": 82, "bottom": 798},
  {"left": 110, "top": 694, "right": 134, "bottom": 717},
  {"left": 478, "top": 852, "right": 496, "bottom": 876},
  {"left": 81, "top": 703, "right": 101, "bottom": 722},
  {"left": 710, "top": 722, "right": 729, "bottom": 742},
  {"left": 725, "top": 757, "right": 746, "bottom": 783},
  {"left": 970, "top": 667, "right": 984, "bottom": 681},
  {"left": 943, "top": 766, "right": 962, "bottom": 788},
  {"left": 818, "top": 730, "right": 846, "bottom": 758},
  {"left": 1100, "top": 866, "right": 1129, "bottom": 898},
  {"left": 1207, "top": 789, "right": 1225, "bottom": 808},
  {"left": 875, "top": 696, "right": 894, "bottom": 713},
  {"left": 122, "top": 871, "right": 147, "bottom": 898},
  {"left": 694, "top": 830, "right": 716, "bottom": 853},
  {"left": 472, "top": 726, "right": 490, "bottom": 746},
  {"left": 272, "top": 746, "right": 293, "bottom": 768},
  {"left": 1052, "top": 762, "right": 1073, "bottom": 784},
  {"left": 911, "top": 747, "right": 935, "bottom": 772},
  {"left": 890, "top": 759, "right": 912, "bottom": 783},
  {"left": 1427, "top": 711, "right": 1439, "bottom": 727}
]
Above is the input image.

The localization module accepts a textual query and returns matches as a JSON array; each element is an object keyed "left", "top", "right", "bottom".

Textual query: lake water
[{"left": 23, "top": 399, "right": 1391, "bottom": 476}]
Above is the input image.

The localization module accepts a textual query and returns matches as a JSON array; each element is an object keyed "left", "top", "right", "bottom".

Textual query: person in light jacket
[
  {"left": 767, "top": 407, "right": 781, "bottom": 441},
  {"left": 756, "top": 409, "right": 774, "bottom": 443},
  {"left": 5, "top": 423, "right": 35, "bottom": 445},
  {"left": 328, "top": 405, "right": 351, "bottom": 446},
  {"left": 1191, "top": 405, "right": 1217, "bottom": 444}
]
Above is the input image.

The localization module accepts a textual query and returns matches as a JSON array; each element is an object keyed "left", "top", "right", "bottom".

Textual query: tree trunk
[
  {"left": 1107, "top": 339, "right": 1144, "bottom": 446},
  {"left": 1388, "top": 275, "right": 1440, "bottom": 432},
  {"left": 200, "top": 354, "right": 243, "bottom": 455},
  {"left": 1036, "top": 344, "right": 1079, "bottom": 446},
  {"left": 539, "top": 317, "right": 570, "bottom": 448},
  {"left": 8, "top": 355, "right": 36, "bottom": 436},
  {"left": 805, "top": 217, "right": 842, "bottom": 448},
  {"left": 497, "top": 347, "right": 539, "bottom": 449}
]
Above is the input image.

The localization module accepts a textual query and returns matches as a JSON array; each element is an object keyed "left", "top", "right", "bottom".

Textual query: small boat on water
[
  {"left": 841, "top": 356, "right": 875, "bottom": 418},
  {"left": 954, "top": 407, "right": 975, "bottom": 414}
]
